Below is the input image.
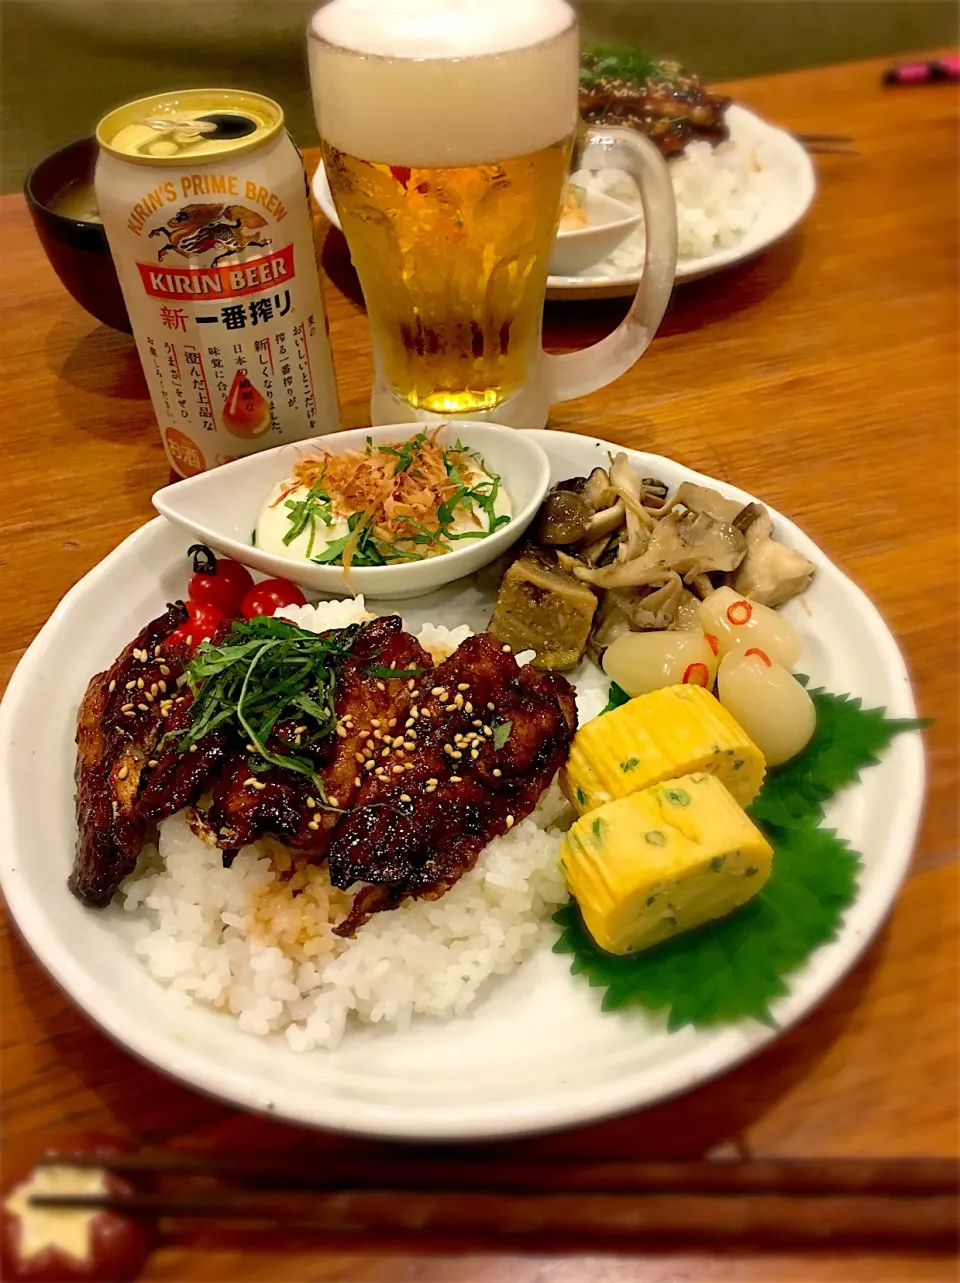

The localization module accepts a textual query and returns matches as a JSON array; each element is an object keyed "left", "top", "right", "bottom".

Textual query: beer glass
[{"left": 308, "top": 0, "right": 677, "bottom": 428}]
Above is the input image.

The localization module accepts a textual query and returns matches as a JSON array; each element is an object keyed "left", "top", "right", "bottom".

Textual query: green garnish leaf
[
  {"left": 492, "top": 720, "right": 513, "bottom": 751},
  {"left": 599, "top": 682, "right": 630, "bottom": 716},
  {"left": 749, "top": 680, "right": 930, "bottom": 829},
  {"left": 376, "top": 431, "right": 431, "bottom": 474},
  {"left": 554, "top": 822, "right": 861, "bottom": 1030},
  {"left": 310, "top": 535, "right": 352, "bottom": 565},
  {"left": 580, "top": 45, "right": 657, "bottom": 90},
  {"left": 621, "top": 757, "right": 640, "bottom": 773},
  {"left": 165, "top": 616, "right": 361, "bottom": 786}
]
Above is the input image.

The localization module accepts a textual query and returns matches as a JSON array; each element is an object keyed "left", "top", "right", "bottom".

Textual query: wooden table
[{"left": 1, "top": 53, "right": 957, "bottom": 1282}]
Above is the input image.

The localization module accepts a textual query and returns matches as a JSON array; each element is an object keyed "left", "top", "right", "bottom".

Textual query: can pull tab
[{"left": 137, "top": 116, "right": 219, "bottom": 146}]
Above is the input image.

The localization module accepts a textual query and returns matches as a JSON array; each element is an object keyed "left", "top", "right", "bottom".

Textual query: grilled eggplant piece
[
  {"left": 71, "top": 603, "right": 190, "bottom": 907},
  {"left": 488, "top": 549, "right": 598, "bottom": 671},
  {"left": 328, "top": 633, "right": 577, "bottom": 934}
]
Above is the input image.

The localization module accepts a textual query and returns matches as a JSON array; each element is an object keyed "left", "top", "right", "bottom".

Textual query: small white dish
[
  {"left": 151, "top": 421, "right": 550, "bottom": 601},
  {"left": 311, "top": 104, "right": 816, "bottom": 299},
  {"left": 549, "top": 190, "right": 642, "bottom": 276},
  {"left": 547, "top": 105, "right": 817, "bottom": 299},
  {"left": 0, "top": 430, "right": 923, "bottom": 1141}
]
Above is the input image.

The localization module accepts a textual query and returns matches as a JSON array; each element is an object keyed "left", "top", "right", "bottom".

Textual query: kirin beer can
[{"left": 95, "top": 89, "right": 340, "bottom": 476}]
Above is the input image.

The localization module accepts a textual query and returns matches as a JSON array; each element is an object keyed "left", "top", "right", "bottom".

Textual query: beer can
[{"left": 95, "top": 89, "right": 340, "bottom": 476}]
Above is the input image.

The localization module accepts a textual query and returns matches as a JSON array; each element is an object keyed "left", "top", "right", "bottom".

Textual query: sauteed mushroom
[
  {"left": 536, "top": 490, "right": 592, "bottom": 546},
  {"left": 581, "top": 466, "right": 618, "bottom": 511},
  {"left": 491, "top": 453, "right": 813, "bottom": 668},
  {"left": 584, "top": 499, "right": 626, "bottom": 544},
  {"left": 672, "top": 481, "right": 745, "bottom": 524},
  {"left": 731, "top": 507, "right": 816, "bottom": 607},
  {"left": 570, "top": 507, "right": 746, "bottom": 588}
]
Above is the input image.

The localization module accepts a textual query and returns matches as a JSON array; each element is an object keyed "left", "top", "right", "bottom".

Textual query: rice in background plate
[
  {"left": 569, "top": 135, "right": 772, "bottom": 274},
  {"left": 113, "top": 599, "right": 572, "bottom": 1051}
]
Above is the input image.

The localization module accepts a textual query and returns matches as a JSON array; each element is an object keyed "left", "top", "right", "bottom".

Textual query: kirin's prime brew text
[{"left": 95, "top": 89, "right": 339, "bottom": 476}]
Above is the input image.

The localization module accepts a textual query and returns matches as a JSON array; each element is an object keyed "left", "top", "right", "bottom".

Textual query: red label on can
[{"left": 137, "top": 244, "right": 295, "bottom": 301}]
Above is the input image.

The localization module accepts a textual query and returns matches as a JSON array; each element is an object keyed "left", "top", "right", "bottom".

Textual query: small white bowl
[
  {"left": 550, "top": 190, "right": 642, "bottom": 276},
  {"left": 312, "top": 163, "right": 640, "bottom": 281},
  {"left": 152, "top": 422, "right": 550, "bottom": 601}
]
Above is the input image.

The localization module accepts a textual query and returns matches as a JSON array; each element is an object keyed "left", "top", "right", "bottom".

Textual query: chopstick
[
  {"left": 793, "top": 132, "right": 855, "bottom": 143},
  {"left": 30, "top": 1155, "right": 958, "bottom": 1245},
  {"left": 29, "top": 1189, "right": 958, "bottom": 1246},
  {"left": 790, "top": 131, "right": 859, "bottom": 155},
  {"left": 33, "top": 1152, "right": 958, "bottom": 1196}
]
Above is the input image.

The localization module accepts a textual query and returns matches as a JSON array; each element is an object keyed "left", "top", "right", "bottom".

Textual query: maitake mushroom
[
  {"left": 524, "top": 452, "right": 814, "bottom": 660},
  {"left": 568, "top": 506, "right": 746, "bottom": 590},
  {"left": 730, "top": 506, "right": 815, "bottom": 607}
]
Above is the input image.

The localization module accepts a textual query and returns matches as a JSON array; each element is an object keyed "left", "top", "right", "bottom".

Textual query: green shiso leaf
[
  {"left": 166, "top": 616, "right": 361, "bottom": 788},
  {"left": 599, "top": 682, "right": 631, "bottom": 716}
]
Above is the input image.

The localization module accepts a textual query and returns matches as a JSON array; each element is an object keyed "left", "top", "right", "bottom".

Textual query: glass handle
[{"left": 544, "top": 127, "right": 677, "bottom": 404}]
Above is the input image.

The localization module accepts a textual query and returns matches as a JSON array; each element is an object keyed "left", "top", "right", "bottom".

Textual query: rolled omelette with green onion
[
  {"left": 562, "top": 684, "right": 766, "bottom": 815},
  {"left": 560, "top": 772, "right": 773, "bottom": 955}
]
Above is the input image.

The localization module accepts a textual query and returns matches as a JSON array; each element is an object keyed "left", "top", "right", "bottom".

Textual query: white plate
[
  {"left": 312, "top": 106, "right": 816, "bottom": 301},
  {"left": 0, "top": 432, "right": 921, "bottom": 1140}
]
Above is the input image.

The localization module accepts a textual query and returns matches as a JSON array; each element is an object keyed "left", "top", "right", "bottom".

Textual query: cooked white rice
[
  {"left": 569, "top": 135, "right": 771, "bottom": 274},
  {"left": 115, "top": 600, "right": 572, "bottom": 1051}
]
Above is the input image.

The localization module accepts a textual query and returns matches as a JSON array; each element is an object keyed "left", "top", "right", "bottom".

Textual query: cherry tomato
[
  {"left": 168, "top": 599, "right": 226, "bottom": 650},
  {"left": 1, "top": 1133, "right": 152, "bottom": 1281},
  {"left": 185, "top": 544, "right": 253, "bottom": 617},
  {"left": 240, "top": 578, "right": 306, "bottom": 619}
]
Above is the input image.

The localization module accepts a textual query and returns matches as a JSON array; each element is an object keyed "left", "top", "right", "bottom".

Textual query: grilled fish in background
[
  {"left": 72, "top": 615, "right": 576, "bottom": 931},
  {"left": 579, "top": 53, "right": 731, "bottom": 157}
]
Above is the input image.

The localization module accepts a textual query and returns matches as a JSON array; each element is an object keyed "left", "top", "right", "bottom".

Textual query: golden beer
[
  {"left": 322, "top": 139, "right": 572, "bottom": 412},
  {"left": 309, "top": 0, "right": 579, "bottom": 415}
]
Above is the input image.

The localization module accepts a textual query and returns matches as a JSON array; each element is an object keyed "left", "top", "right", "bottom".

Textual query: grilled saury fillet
[
  {"left": 72, "top": 603, "right": 191, "bottom": 907},
  {"left": 72, "top": 615, "right": 577, "bottom": 932},
  {"left": 327, "top": 633, "right": 578, "bottom": 933}
]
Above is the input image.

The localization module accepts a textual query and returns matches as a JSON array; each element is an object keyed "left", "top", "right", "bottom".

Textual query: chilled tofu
[
  {"left": 488, "top": 550, "right": 597, "bottom": 671},
  {"left": 562, "top": 684, "right": 765, "bottom": 814},
  {"left": 559, "top": 772, "right": 774, "bottom": 955}
]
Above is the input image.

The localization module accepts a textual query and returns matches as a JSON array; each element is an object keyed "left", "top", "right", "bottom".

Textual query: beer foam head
[
  {"left": 309, "top": 0, "right": 578, "bottom": 166},
  {"left": 311, "top": 0, "right": 573, "bottom": 59}
]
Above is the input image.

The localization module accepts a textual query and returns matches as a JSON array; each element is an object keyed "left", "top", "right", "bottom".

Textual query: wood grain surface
[{"left": 1, "top": 53, "right": 957, "bottom": 1283}]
